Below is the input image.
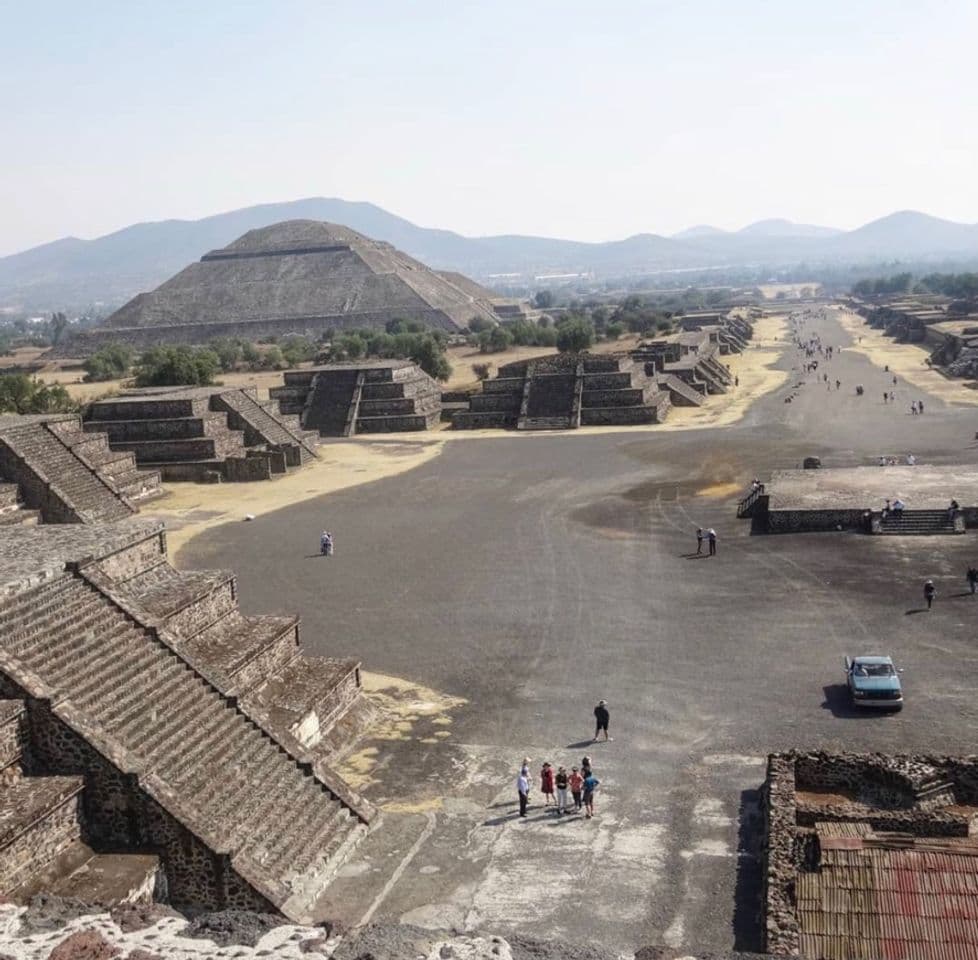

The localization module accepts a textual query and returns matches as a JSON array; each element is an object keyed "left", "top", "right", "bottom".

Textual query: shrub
[
  {"left": 556, "top": 316, "right": 595, "bottom": 353},
  {"left": 468, "top": 316, "right": 493, "bottom": 334},
  {"left": 261, "top": 345, "right": 285, "bottom": 370},
  {"left": 83, "top": 342, "right": 133, "bottom": 382},
  {"left": 605, "top": 322, "right": 625, "bottom": 340},
  {"left": 0, "top": 374, "right": 77, "bottom": 414},
  {"left": 411, "top": 334, "right": 452, "bottom": 381},
  {"left": 281, "top": 335, "right": 316, "bottom": 366},
  {"left": 472, "top": 362, "right": 492, "bottom": 380},
  {"left": 134, "top": 345, "right": 220, "bottom": 387},
  {"left": 209, "top": 337, "right": 244, "bottom": 372},
  {"left": 478, "top": 327, "right": 513, "bottom": 353}
]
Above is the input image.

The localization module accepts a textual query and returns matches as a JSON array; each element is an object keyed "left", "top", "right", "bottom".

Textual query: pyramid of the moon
[{"left": 73, "top": 220, "right": 499, "bottom": 353}]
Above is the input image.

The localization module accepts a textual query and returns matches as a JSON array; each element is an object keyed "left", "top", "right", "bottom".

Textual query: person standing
[
  {"left": 708, "top": 528, "right": 718, "bottom": 556},
  {"left": 517, "top": 767, "right": 531, "bottom": 817},
  {"left": 924, "top": 579, "right": 936, "bottom": 610},
  {"left": 918, "top": 399, "right": 925, "bottom": 414},
  {"left": 569, "top": 767, "right": 584, "bottom": 812},
  {"left": 582, "top": 771, "right": 600, "bottom": 819},
  {"left": 593, "top": 700, "right": 611, "bottom": 742},
  {"left": 540, "top": 762, "right": 555, "bottom": 807},
  {"left": 696, "top": 527, "right": 704, "bottom": 555},
  {"left": 555, "top": 766, "right": 569, "bottom": 815},
  {"left": 320, "top": 530, "right": 330, "bottom": 556},
  {"left": 967, "top": 567, "right": 978, "bottom": 595}
]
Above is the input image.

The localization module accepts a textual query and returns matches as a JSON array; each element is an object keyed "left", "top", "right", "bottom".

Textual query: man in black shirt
[{"left": 593, "top": 700, "right": 611, "bottom": 742}]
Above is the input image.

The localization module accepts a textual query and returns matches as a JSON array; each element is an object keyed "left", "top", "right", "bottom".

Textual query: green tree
[
  {"left": 48, "top": 312, "right": 70, "bottom": 346},
  {"left": 605, "top": 321, "right": 624, "bottom": 340},
  {"left": 0, "top": 375, "right": 77, "bottom": 414},
  {"left": 478, "top": 327, "right": 513, "bottom": 353},
  {"left": 209, "top": 337, "right": 244, "bottom": 372},
  {"left": 134, "top": 345, "right": 220, "bottom": 387},
  {"left": 556, "top": 316, "right": 595, "bottom": 353},
  {"left": 468, "top": 316, "right": 493, "bottom": 334},
  {"left": 336, "top": 333, "right": 366, "bottom": 360},
  {"left": 281, "top": 336, "right": 316, "bottom": 366},
  {"left": 261, "top": 345, "right": 285, "bottom": 369},
  {"left": 411, "top": 334, "right": 452, "bottom": 381},
  {"left": 533, "top": 289, "right": 555, "bottom": 309},
  {"left": 83, "top": 342, "right": 133, "bottom": 382}
]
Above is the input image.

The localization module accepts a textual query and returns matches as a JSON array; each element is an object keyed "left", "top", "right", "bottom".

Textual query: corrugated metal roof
[{"left": 798, "top": 827, "right": 978, "bottom": 959}]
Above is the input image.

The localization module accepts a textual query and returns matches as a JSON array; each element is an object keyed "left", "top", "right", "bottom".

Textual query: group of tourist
[{"left": 515, "top": 701, "right": 610, "bottom": 820}]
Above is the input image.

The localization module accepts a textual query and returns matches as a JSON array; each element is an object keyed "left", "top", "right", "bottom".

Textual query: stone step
[
  {"left": 0, "top": 775, "right": 85, "bottom": 892},
  {"left": 270, "top": 795, "right": 349, "bottom": 875},
  {"left": 97, "top": 660, "right": 194, "bottom": 734},
  {"left": 124, "top": 679, "right": 215, "bottom": 757},
  {"left": 517, "top": 416, "right": 572, "bottom": 430},
  {"left": 0, "top": 507, "right": 39, "bottom": 526}
]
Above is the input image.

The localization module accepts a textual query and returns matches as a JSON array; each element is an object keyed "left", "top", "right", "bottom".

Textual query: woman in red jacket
[{"left": 540, "top": 762, "right": 555, "bottom": 807}]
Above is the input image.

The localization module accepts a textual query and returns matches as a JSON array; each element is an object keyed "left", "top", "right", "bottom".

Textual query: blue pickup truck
[{"left": 844, "top": 655, "right": 904, "bottom": 710}]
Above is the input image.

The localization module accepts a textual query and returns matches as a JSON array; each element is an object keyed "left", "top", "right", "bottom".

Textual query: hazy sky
[{"left": 2, "top": 0, "right": 976, "bottom": 256}]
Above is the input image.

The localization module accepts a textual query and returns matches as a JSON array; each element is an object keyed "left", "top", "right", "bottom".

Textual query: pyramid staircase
[
  {"left": 0, "top": 418, "right": 149, "bottom": 523},
  {"left": 0, "top": 567, "right": 372, "bottom": 920},
  {"left": 271, "top": 362, "right": 442, "bottom": 436}
]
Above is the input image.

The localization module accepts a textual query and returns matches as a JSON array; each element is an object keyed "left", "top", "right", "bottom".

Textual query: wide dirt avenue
[{"left": 180, "top": 306, "right": 978, "bottom": 955}]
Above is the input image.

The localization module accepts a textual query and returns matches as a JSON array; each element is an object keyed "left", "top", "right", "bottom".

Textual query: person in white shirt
[{"left": 517, "top": 770, "right": 530, "bottom": 817}]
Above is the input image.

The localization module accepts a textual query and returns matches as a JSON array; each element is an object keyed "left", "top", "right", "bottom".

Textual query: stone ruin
[
  {"left": 451, "top": 314, "right": 752, "bottom": 431},
  {"left": 0, "top": 518, "right": 372, "bottom": 922},
  {"left": 764, "top": 751, "right": 978, "bottom": 959},
  {"left": 83, "top": 385, "right": 319, "bottom": 482},
  {"left": 65, "top": 220, "right": 500, "bottom": 355},
  {"left": 0, "top": 414, "right": 162, "bottom": 525},
  {"left": 269, "top": 360, "right": 442, "bottom": 436}
]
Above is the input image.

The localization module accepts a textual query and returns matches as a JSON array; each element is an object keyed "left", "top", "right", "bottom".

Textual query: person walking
[
  {"left": 918, "top": 399, "right": 925, "bottom": 414},
  {"left": 924, "top": 579, "right": 936, "bottom": 610},
  {"left": 582, "top": 771, "right": 600, "bottom": 819},
  {"left": 581, "top": 755, "right": 593, "bottom": 780},
  {"left": 696, "top": 527, "right": 704, "bottom": 555},
  {"left": 593, "top": 700, "right": 611, "bottom": 742},
  {"left": 555, "top": 766, "right": 569, "bottom": 815},
  {"left": 967, "top": 567, "right": 978, "bottom": 595},
  {"left": 540, "top": 761, "right": 555, "bottom": 807},
  {"left": 883, "top": 392, "right": 888, "bottom": 404},
  {"left": 517, "top": 767, "right": 531, "bottom": 817},
  {"left": 320, "top": 530, "right": 330, "bottom": 556},
  {"left": 707, "top": 528, "right": 718, "bottom": 556},
  {"left": 569, "top": 767, "right": 584, "bottom": 812},
  {"left": 910, "top": 401, "right": 917, "bottom": 415}
]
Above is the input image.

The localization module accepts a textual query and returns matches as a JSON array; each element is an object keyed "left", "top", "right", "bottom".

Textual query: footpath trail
[{"left": 178, "top": 305, "right": 978, "bottom": 955}]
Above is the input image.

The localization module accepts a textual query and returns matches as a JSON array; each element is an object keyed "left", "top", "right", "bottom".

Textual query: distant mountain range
[{"left": 2, "top": 199, "right": 978, "bottom": 313}]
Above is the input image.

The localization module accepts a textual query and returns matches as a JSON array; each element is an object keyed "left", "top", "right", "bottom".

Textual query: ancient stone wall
[
  {"left": 228, "top": 628, "right": 299, "bottom": 695},
  {"left": 224, "top": 456, "right": 274, "bottom": 482},
  {"left": 766, "top": 509, "right": 868, "bottom": 534}
]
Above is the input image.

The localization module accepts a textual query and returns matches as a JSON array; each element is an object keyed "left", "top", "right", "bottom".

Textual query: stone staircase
[
  {"left": 46, "top": 419, "right": 163, "bottom": 503},
  {"left": 879, "top": 510, "right": 962, "bottom": 535},
  {"left": 518, "top": 372, "right": 577, "bottom": 431},
  {"left": 657, "top": 374, "right": 706, "bottom": 407},
  {"left": 303, "top": 370, "right": 359, "bottom": 436},
  {"left": 0, "top": 574, "right": 370, "bottom": 920},
  {"left": 274, "top": 362, "right": 442, "bottom": 435},
  {"left": 0, "top": 421, "right": 135, "bottom": 523},
  {"left": 211, "top": 389, "right": 319, "bottom": 463}
]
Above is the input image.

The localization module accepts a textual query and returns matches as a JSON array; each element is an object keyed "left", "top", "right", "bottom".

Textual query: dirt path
[{"left": 834, "top": 306, "right": 978, "bottom": 406}]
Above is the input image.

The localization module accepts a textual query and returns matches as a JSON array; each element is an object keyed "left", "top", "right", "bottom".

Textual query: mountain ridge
[{"left": 2, "top": 200, "right": 978, "bottom": 312}]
